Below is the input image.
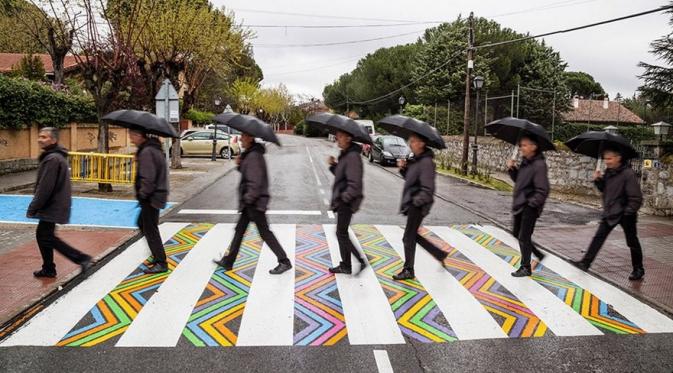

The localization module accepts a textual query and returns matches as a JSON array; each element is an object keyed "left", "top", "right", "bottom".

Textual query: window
[{"left": 191, "top": 132, "right": 211, "bottom": 140}]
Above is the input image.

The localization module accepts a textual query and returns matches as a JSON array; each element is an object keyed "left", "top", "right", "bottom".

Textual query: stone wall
[{"left": 438, "top": 135, "right": 673, "bottom": 216}]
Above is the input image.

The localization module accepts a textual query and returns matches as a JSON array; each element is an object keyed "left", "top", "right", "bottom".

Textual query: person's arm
[
  {"left": 412, "top": 159, "right": 435, "bottom": 207},
  {"left": 507, "top": 161, "right": 518, "bottom": 182},
  {"left": 137, "top": 150, "right": 157, "bottom": 202},
  {"left": 27, "top": 157, "right": 59, "bottom": 216},
  {"left": 339, "top": 153, "right": 363, "bottom": 203},
  {"left": 243, "top": 153, "right": 264, "bottom": 205},
  {"left": 328, "top": 156, "right": 337, "bottom": 175},
  {"left": 527, "top": 161, "right": 550, "bottom": 209},
  {"left": 623, "top": 170, "right": 643, "bottom": 215},
  {"left": 593, "top": 170, "right": 605, "bottom": 192}
]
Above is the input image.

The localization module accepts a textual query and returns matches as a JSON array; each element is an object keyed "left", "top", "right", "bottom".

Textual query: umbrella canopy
[
  {"left": 214, "top": 112, "right": 281, "bottom": 146},
  {"left": 485, "top": 117, "right": 555, "bottom": 151},
  {"left": 102, "top": 110, "right": 178, "bottom": 138},
  {"left": 377, "top": 115, "right": 446, "bottom": 149},
  {"left": 564, "top": 131, "right": 638, "bottom": 160},
  {"left": 305, "top": 113, "right": 372, "bottom": 145}
]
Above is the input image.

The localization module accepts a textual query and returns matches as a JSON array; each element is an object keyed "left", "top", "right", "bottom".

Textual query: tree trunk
[{"left": 97, "top": 114, "right": 113, "bottom": 192}]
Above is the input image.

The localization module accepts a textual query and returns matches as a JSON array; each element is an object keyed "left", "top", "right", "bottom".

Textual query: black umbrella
[
  {"left": 565, "top": 131, "right": 638, "bottom": 160},
  {"left": 102, "top": 110, "right": 178, "bottom": 138},
  {"left": 377, "top": 115, "right": 446, "bottom": 149},
  {"left": 485, "top": 117, "right": 555, "bottom": 152},
  {"left": 214, "top": 112, "right": 281, "bottom": 146},
  {"left": 305, "top": 113, "right": 372, "bottom": 145}
]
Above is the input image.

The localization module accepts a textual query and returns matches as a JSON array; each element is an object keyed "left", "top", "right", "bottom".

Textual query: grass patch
[{"left": 436, "top": 166, "right": 513, "bottom": 192}]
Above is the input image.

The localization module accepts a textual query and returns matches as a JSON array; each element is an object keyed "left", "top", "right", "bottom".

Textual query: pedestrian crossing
[{"left": 3, "top": 223, "right": 673, "bottom": 348}]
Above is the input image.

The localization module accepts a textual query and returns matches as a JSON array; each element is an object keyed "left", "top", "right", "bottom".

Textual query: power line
[
  {"left": 264, "top": 54, "right": 365, "bottom": 72},
  {"left": 255, "top": 30, "right": 425, "bottom": 48},
  {"left": 268, "top": 57, "right": 362, "bottom": 77},
  {"left": 233, "top": 8, "right": 440, "bottom": 23},
  {"left": 244, "top": 21, "right": 437, "bottom": 29}
]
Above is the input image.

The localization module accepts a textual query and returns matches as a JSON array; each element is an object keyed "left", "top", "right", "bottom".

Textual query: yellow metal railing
[{"left": 69, "top": 152, "right": 136, "bottom": 184}]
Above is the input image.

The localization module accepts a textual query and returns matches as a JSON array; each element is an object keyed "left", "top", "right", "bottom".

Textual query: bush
[
  {"left": 294, "top": 120, "right": 304, "bottom": 135},
  {"left": 302, "top": 120, "right": 328, "bottom": 137},
  {"left": 0, "top": 75, "right": 96, "bottom": 129},
  {"left": 184, "top": 108, "right": 215, "bottom": 125},
  {"left": 554, "top": 122, "right": 655, "bottom": 144}
]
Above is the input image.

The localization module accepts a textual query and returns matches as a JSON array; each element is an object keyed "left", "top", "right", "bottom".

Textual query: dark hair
[{"left": 519, "top": 134, "right": 541, "bottom": 155}]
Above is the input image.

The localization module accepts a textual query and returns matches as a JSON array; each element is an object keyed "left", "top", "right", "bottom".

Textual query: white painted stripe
[
  {"left": 237, "top": 224, "right": 296, "bottom": 346},
  {"left": 178, "top": 209, "right": 322, "bottom": 216},
  {"left": 323, "top": 198, "right": 330, "bottom": 206},
  {"left": 375, "top": 225, "right": 507, "bottom": 340},
  {"left": 428, "top": 226, "right": 603, "bottom": 337},
  {"left": 323, "top": 224, "right": 405, "bottom": 345},
  {"left": 116, "top": 224, "right": 235, "bottom": 347},
  {"left": 306, "top": 146, "right": 322, "bottom": 186},
  {"left": 327, "top": 211, "right": 335, "bottom": 219},
  {"left": 479, "top": 224, "right": 673, "bottom": 333},
  {"left": 373, "top": 350, "right": 394, "bottom": 373},
  {"left": 1, "top": 223, "right": 188, "bottom": 346}
]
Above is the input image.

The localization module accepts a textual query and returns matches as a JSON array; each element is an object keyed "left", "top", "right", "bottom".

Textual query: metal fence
[{"left": 69, "top": 152, "right": 136, "bottom": 184}]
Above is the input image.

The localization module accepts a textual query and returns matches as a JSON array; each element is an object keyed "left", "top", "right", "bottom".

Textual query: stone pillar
[
  {"left": 29, "top": 124, "right": 39, "bottom": 159},
  {"left": 70, "top": 122, "right": 78, "bottom": 151}
]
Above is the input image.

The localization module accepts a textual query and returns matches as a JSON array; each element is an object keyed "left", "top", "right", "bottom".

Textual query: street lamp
[
  {"left": 604, "top": 125, "right": 618, "bottom": 135},
  {"left": 398, "top": 95, "right": 405, "bottom": 114},
  {"left": 471, "top": 76, "right": 484, "bottom": 175},
  {"left": 652, "top": 121, "right": 672, "bottom": 142},
  {"left": 211, "top": 97, "right": 221, "bottom": 161}
]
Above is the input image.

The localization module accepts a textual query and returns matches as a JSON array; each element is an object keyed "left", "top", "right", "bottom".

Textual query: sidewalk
[
  {"left": 433, "top": 171, "right": 673, "bottom": 315},
  {"left": 0, "top": 157, "right": 236, "bottom": 328}
]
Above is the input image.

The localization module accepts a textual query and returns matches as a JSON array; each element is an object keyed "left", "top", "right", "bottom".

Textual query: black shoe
[
  {"left": 33, "top": 269, "right": 56, "bottom": 278},
  {"left": 535, "top": 251, "right": 546, "bottom": 263},
  {"left": 329, "top": 265, "right": 352, "bottom": 274},
  {"left": 355, "top": 258, "right": 367, "bottom": 274},
  {"left": 570, "top": 260, "right": 590, "bottom": 271},
  {"left": 143, "top": 263, "right": 168, "bottom": 274},
  {"left": 628, "top": 268, "right": 645, "bottom": 281},
  {"left": 392, "top": 268, "right": 415, "bottom": 281},
  {"left": 511, "top": 266, "right": 532, "bottom": 277},
  {"left": 270, "top": 262, "right": 292, "bottom": 275},
  {"left": 80, "top": 257, "right": 93, "bottom": 274},
  {"left": 213, "top": 259, "right": 233, "bottom": 271}
]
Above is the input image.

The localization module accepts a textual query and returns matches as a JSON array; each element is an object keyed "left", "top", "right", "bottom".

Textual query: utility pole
[
  {"left": 447, "top": 99, "right": 451, "bottom": 136},
  {"left": 461, "top": 11, "right": 474, "bottom": 175}
]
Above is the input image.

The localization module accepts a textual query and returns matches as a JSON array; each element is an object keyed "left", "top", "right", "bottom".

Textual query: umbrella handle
[{"left": 510, "top": 145, "right": 519, "bottom": 161}]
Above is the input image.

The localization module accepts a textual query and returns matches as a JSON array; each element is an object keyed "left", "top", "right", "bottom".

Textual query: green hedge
[
  {"left": 0, "top": 75, "right": 97, "bottom": 129},
  {"left": 183, "top": 108, "right": 215, "bottom": 125},
  {"left": 554, "top": 123, "right": 655, "bottom": 144}
]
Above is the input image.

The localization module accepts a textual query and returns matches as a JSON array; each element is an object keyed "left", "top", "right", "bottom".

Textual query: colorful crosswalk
[{"left": 3, "top": 223, "right": 673, "bottom": 348}]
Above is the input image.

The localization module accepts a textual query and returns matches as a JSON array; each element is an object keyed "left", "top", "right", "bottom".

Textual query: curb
[{"left": 0, "top": 182, "right": 35, "bottom": 194}]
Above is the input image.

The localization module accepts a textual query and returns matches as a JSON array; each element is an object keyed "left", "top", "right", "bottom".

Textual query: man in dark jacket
[
  {"left": 327, "top": 130, "right": 366, "bottom": 275},
  {"left": 214, "top": 133, "right": 292, "bottom": 275},
  {"left": 393, "top": 134, "right": 447, "bottom": 281},
  {"left": 506, "top": 136, "right": 549, "bottom": 277},
  {"left": 130, "top": 129, "right": 169, "bottom": 274},
  {"left": 572, "top": 149, "right": 645, "bottom": 280},
  {"left": 27, "top": 127, "right": 92, "bottom": 278}
]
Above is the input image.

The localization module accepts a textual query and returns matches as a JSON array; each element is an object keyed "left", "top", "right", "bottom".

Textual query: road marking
[
  {"left": 376, "top": 225, "right": 507, "bottom": 340},
  {"left": 323, "top": 198, "right": 330, "bottom": 206},
  {"left": 324, "top": 224, "right": 405, "bottom": 345},
  {"left": 373, "top": 350, "right": 394, "bottom": 373},
  {"left": 115, "top": 224, "right": 235, "bottom": 347},
  {"left": 479, "top": 224, "right": 673, "bottom": 334},
  {"left": 0, "top": 223, "right": 188, "bottom": 346},
  {"left": 428, "top": 226, "right": 603, "bottom": 337},
  {"left": 178, "top": 209, "right": 322, "bottom": 216},
  {"left": 319, "top": 189, "right": 325, "bottom": 195},
  {"left": 327, "top": 211, "right": 335, "bottom": 219},
  {"left": 306, "top": 146, "right": 322, "bottom": 186},
  {"left": 237, "top": 224, "right": 296, "bottom": 346}
]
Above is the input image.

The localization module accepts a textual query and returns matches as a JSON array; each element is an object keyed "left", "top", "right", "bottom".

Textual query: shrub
[
  {"left": 184, "top": 108, "right": 215, "bottom": 125},
  {"left": 554, "top": 123, "right": 655, "bottom": 144}
]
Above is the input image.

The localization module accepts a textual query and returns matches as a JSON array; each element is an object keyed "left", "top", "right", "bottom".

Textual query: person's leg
[
  {"left": 620, "top": 215, "right": 644, "bottom": 279},
  {"left": 335, "top": 207, "right": 357, "bottom": 269},
  {"left": 250, "top": 209, "right": 290, "bottom": 265},
  {"left": 415, "top": 218, "right": 447, "bottom": 262},
  {"left": 221, "top": 209, "right": 251, "bottom": 266},
  {"left": 517, "top": 207, "right": 539, "bottom": 269},
  {"left": 35, "top": 220, "right": 56, "bottom": 274},
  {"left": 580, "top": 220, "right": 616, "bottom": 267},
  {"left": 402, "top": 207, "right": 424, "bottom": 271},
  {"left": 141, "top": 204, "right": 166, "bottom": 265}
]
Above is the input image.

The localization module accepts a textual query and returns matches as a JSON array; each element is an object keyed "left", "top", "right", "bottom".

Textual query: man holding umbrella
[
  {"left": 565, "top": 132, "right": 644, "bottom": 280},
  {"left": 378, "top": 115, "right": 448, "bottom": 281},
  {"left": 213, "top": 113, "right": 292, "bottom": 275}
]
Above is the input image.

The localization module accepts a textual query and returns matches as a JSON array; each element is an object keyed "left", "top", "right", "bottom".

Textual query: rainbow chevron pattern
[
  {"left": 293, "top": 225, "right": 348, "bottom": 346},
  {"left": 418, "top": 227, "right": 549, "bottom": 337},
  {"left": 57, "top": 223, "right": 213, "bottom": 347},
  {"left": 352, "top": 224, "right": 457, "bottom": 343},
  {"left": 455, "top": 225, "right": 645, "bottom": 335},
  {"left": 181, "top": 226, "right": 263, "bottom": 346}
]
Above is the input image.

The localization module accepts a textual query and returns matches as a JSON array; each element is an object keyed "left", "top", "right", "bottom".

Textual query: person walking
[
  {"left": 214, "top": 133, "right": 292, "bottom": 275},
  {"left": 571, "top": 148, "right": 644, "bottom": 280},
  {"left": 27, "top": 127, "right": 92, "bottom": 278},
  {"left": 393, "top": 133, "right": 447, "bottom": 281},
  {"left": 327, "top": 130, "right": 366, "bottom": 275},
  {"left": 507, "top": 135, "right": 549, "bottom": 277},
  {"left": 130, "top": 129, "right": 169, "bottom": 274}
]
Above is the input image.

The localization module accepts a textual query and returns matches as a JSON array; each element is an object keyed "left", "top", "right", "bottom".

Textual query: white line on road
[
  {"left": 373, "top": 350, "right": 394, "bottom": 373},
  {"left": 306, "top": 146, "right": 322, "bottom": 186},
  {"left": 327, "top": 211, "right": 335, "bottom": 219},
  {"left": 323, "top": 198, "right": 330, "bottom": 206},
  {"left": 178, "top": 209, "right": 322, "bottom": 216}
]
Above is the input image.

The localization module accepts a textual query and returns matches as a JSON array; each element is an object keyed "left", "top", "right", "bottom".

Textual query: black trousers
[
  {"left": 402, "top": 206, "right": 447, "bottom": 270},
  {"left": 335, "top": 206, "right": 363, "bottom": 269},
  {"left": 36, "top": 220, "right": 89, "bottom": 272},
  {"left": 512, "top": 206, "right": 544, "bottom": 268},
  {"left": 138, "top": 203, "right": 166, "bottom": 265},
  {"left": 223, "top": 206, "right": 290, "bottom": 266},
  {"left": 582, "top": 214, "right": 644, "bottom": 270}
]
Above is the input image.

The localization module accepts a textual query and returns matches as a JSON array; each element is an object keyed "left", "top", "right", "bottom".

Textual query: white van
[{"left": 355, "top": 120, "right": 375, "bottom": 137}]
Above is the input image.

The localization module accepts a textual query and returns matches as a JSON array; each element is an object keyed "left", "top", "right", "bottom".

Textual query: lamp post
[
  {"left": 471, "top": 75, "right": 484, "bottom": 175},
  {"left": 211, "top": 97, "right": 221, "bottom": 161},
  {"left": 398, "top": 95, "right": 405, "bottom": 114},
  {"left": 652, "top": 121, "right": 672, "bottom": 158},
  {"left": 604, "top": 125, "right": 618, "bottom": 135}
]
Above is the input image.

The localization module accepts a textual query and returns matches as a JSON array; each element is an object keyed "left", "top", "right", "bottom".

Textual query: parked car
[
  {"left": 368, "top": 135, "right": 412, "bottom": 165},
  {"left": 180, "top": 129, "right": 200, "bottom": 138},
  {"left": 355, "top": 120, "right": 376, "bottom": 156},
  {"left": 172, "top": 130, "right": 240, "bottom": 159}
]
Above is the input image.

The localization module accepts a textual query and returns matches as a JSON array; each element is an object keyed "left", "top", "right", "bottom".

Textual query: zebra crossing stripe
[
  {"left": 0, "top": 223, "right": 188, "bottom": 347},
  {"left": 478, "top": 225, "right": 673, "bottom": 334},
  {"left": 116, "top": 224, "right": 236, "bottom": 347},
  {"left": 428, "top": 226, "right": 603, "bottom": 337},
  {"left": 455, "top": 225, "right": 645, "bottom": 335},
  {"left": 375, "top": 225, "right": 508, "bottom": 340}
]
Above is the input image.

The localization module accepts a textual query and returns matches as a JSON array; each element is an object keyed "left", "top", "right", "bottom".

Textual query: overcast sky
[{"left": 212, "top": 0, "right": 671, "bottom": 101}]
